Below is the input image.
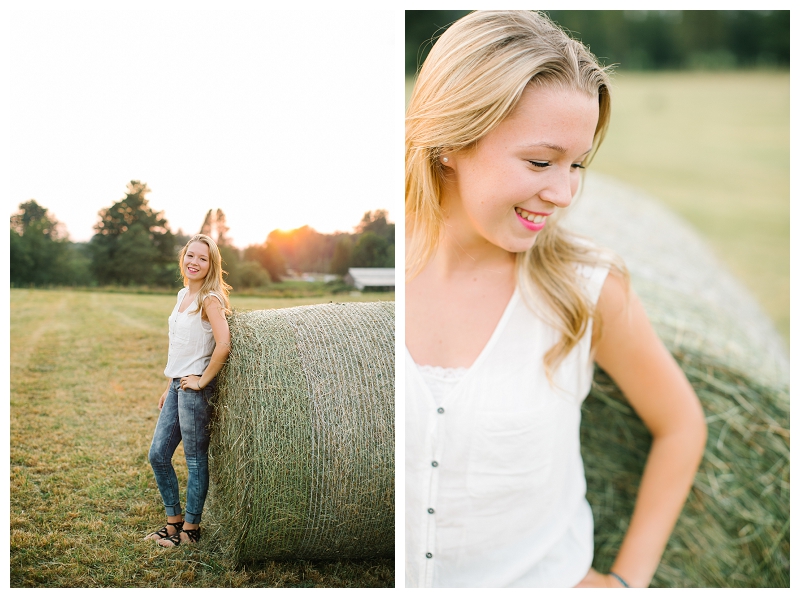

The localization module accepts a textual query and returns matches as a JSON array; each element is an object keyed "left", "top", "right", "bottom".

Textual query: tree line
[
  {"left": 10, "top": 180, "right": 394, "bottom": 289},
  {"left": 406, "top": 10, "right": 789, "bottom": 75}
]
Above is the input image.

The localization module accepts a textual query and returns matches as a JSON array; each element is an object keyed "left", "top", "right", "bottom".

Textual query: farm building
[{"left": 345, "top": 268, "right": 395, "bottom": 291}]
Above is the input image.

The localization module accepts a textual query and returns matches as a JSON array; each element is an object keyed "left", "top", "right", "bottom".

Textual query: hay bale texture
[
  {"left": 207, "top": 301, "right": 394, "bottom": 563},
  {"left": 565, "top": 173, "right": 789, "bottom": 587}
]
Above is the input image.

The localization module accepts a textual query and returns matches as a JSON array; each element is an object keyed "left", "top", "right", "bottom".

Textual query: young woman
[
  {"left": 405, "top": 11, "right": 707, "bottom": 588},
  {"left": 144, "top": 233, "right": 231, "bottom": 547}
]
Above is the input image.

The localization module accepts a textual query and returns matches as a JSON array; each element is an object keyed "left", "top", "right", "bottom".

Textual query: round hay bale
[
  {"left": 207, "top": 301, "right": 394, "bottom": 563},
  {"left": 564, "top": 173, "right": 789, "bottom": 587}
]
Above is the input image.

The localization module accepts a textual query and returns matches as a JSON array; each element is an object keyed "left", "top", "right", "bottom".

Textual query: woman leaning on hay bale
[
  {"left": 144, "top": 233, "right": 232, "bottom": 547},
  {"left": 405, "top": 11, "right": 708, "bottom": 587}
]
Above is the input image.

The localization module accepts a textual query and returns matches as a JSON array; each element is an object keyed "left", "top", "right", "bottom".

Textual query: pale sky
[{"left": 10, "top": 8, "right": 397, "bottom": 248}]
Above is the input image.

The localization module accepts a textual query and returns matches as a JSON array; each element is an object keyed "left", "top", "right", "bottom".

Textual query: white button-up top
[
  {"left": 164, "top": 288, "right": 223, "bottom": 379},
  {"left": 405, "top": 264, "right": 609, "bottom": 587}
]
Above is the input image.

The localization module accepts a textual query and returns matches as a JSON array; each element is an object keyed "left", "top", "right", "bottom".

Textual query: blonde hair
[
  {"left": 406, "top": 10, "right": 628, "bottom": 378},
  {"left": 178, "top": 233, "right": 232, "bottom": 319}
]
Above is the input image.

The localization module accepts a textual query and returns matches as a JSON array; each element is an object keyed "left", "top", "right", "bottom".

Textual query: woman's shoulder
[
  {"left": 567, "top": 235, "right": 623, "bottom": 305},
  {"left": 203, "top": 291, "right": 224, "bottom": 305}
]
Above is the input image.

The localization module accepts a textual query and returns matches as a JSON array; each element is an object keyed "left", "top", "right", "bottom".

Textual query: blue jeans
[{"left": 148, "top": 377, "right": 215, "bottom": 525}]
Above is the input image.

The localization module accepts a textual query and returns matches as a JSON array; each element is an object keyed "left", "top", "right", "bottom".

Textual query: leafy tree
[
  {"left": 267, "top": 226, "right": 334, "bottom": 273},
  {"left": 233, "top": 261, "right": 271, "bottom": 289},
  {"left": 330, "top": 236, "right": 353, "bottom": 275},
  {"left": 199, "top": 208, "right": 232, "bottom": 247},
  {"left": 385, "top": 243, "right": 395, "bottom": 268},
  {"left": 406, "top": 10, "right": 790, "bottom": 74},
  {"left": 200, "top": 209, "right": 214, "bottom": 237},
  {"left": 10, "top": 227, "right": 34, "bottom": 284},
  {"left": 61, "top": 242, "right": 94, "bottom": 286},
  {"left": 173, "top": 228, "right": 192, "bottom": 255},
  {"left": 356, "top": 210, "right": 395, "bottom": 244},
  {"left": 244, "top": 242, "right": 287, "bottom": 282},
  {"left": 89, "top": 181, "right": 176, "bottom": 286},
  {"left": 10, "top": 200, "right": 71, "bottom": 285},
  {"left": 262, "top": 213, "right": 394, "bottom": 275},
  {"left": 11, "top": 199, "right": 63, "bottom": 238},
  {"left": 351, "top": 232, "right": 390, "bottom": 268},
  {"left": 218, "top": 244, "right": 241, "bottom": 288},
  {"left": 354, "top": 210, "right": 394, "bottom": 269},
  {"left": 215, "top": 209, "right": 232, "bottom": 247}
]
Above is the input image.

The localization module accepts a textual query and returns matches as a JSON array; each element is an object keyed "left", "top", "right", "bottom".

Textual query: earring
[{"left": 442, "top": 157, "right": 449, "bottom": 163}]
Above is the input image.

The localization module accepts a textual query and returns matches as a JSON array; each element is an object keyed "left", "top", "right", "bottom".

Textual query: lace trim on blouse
[{"left": 417, "top": 364, "right": 468, "bottom": 406}]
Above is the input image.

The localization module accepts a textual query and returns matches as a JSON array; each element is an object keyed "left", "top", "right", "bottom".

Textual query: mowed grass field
[
  {"left": 406, "top": 71, "right": 789, "bottom": 341},
  {"left": 589, "top": 71, "right": 789, "bottom": 341},
  {"left": 10, "top": 288, "right": 395, "bottom": 588}
]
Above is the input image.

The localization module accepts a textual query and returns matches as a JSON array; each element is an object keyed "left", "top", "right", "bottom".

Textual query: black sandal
[
  {"left": 182, "top": 527, "right": 201, "bottom": 544},
  {"left": 145, "top": 520, "right": 183, "bottom": 541},
  {"left": 159, "top": 526, "right": 201, "bottom": 548}
]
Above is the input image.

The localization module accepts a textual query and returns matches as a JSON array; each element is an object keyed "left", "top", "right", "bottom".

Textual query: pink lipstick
[{"left": 515, "top": 210, "right": 547, "bottom": 231}]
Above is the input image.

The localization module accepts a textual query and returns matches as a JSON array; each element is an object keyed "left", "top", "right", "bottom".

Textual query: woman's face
[
  {"left": 184, "top": 241, "right": 211, "bottom": 283},
  {"left": 442, "top": 85, "right": 600, "bottom": 254}
]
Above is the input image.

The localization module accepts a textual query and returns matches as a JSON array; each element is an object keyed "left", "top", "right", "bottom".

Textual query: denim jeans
[{"left": 148, "top": 377, "right": 215, "bottom": 525}]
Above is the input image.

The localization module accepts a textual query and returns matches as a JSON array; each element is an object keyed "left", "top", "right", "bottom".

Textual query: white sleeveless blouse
[
  {"left": 163, "top": 287, "right": 223, "bottom": 379},
  {"left": 405, "top": 263, "right": 609, "bottom": 588}
]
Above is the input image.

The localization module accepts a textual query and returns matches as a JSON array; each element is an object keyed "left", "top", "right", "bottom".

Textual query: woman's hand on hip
[
  {"left": 574, "top": 568, "right": 624, "bottom": 588},
  {"left": 180, "top": 375, "right": 202, "bottom": 391}
]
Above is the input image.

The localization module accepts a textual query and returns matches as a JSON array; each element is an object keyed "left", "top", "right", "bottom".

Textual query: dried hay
[
  {"left": 563, "top": 173, "right": 789, "bottom": 587},
  {"left": 206, "top": 301, "right": 395, "bottom": 563}
]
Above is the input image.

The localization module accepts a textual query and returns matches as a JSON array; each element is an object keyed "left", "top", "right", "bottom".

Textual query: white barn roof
[{"left": 346, "top": 268, "right": 395, "bottom": 290}]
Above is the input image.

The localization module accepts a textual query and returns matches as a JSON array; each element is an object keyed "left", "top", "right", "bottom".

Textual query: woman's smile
[{"left": 515, "top": 207, "right": 551, "bottom": 231}]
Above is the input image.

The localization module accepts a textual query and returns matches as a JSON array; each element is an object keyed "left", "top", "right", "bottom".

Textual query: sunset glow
[{"left": 10, "top": 8, "right": 395, "bottom": 248}]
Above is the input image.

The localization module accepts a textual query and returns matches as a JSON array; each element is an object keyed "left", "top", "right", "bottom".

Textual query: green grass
[
  {"left": 17, "top": 279, "right": 390, "bottom": 300},
  {"left": 10, "top": 289, "right": 394, "bottom": 588},
  {"left": 406, "top": 70, "right": 789, "bottom": 342}
]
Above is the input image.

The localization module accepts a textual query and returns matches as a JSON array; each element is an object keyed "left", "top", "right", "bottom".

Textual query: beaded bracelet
[{"left": 609, "top": 571, "right": 629, "bottom": 588}]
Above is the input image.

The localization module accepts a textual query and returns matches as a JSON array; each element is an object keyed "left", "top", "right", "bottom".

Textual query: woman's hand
[
  {"left": 180, "top": 375, "right": 202, "bottom": 391},
  {"left": 158, "top": 388, "right": 169, "bottom": 410},
  {"left": 574, "top": 568, "right": 624, "bottom": 588}
]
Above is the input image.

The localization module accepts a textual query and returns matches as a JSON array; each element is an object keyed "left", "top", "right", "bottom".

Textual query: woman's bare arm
[
  {"left": 580, "top": 272, "right": 707, "bottom": 588},
  {"left": 181, "top": 296, "right": 231, "bottom": 391}
]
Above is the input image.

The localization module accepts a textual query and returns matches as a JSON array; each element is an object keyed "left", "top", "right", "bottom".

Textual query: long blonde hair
[
  {"left": 178, "top": 233, "right": 232, "bottom": 319},
  {"left": 406, "top": 10, "right": 628, "bottom": 377}
]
